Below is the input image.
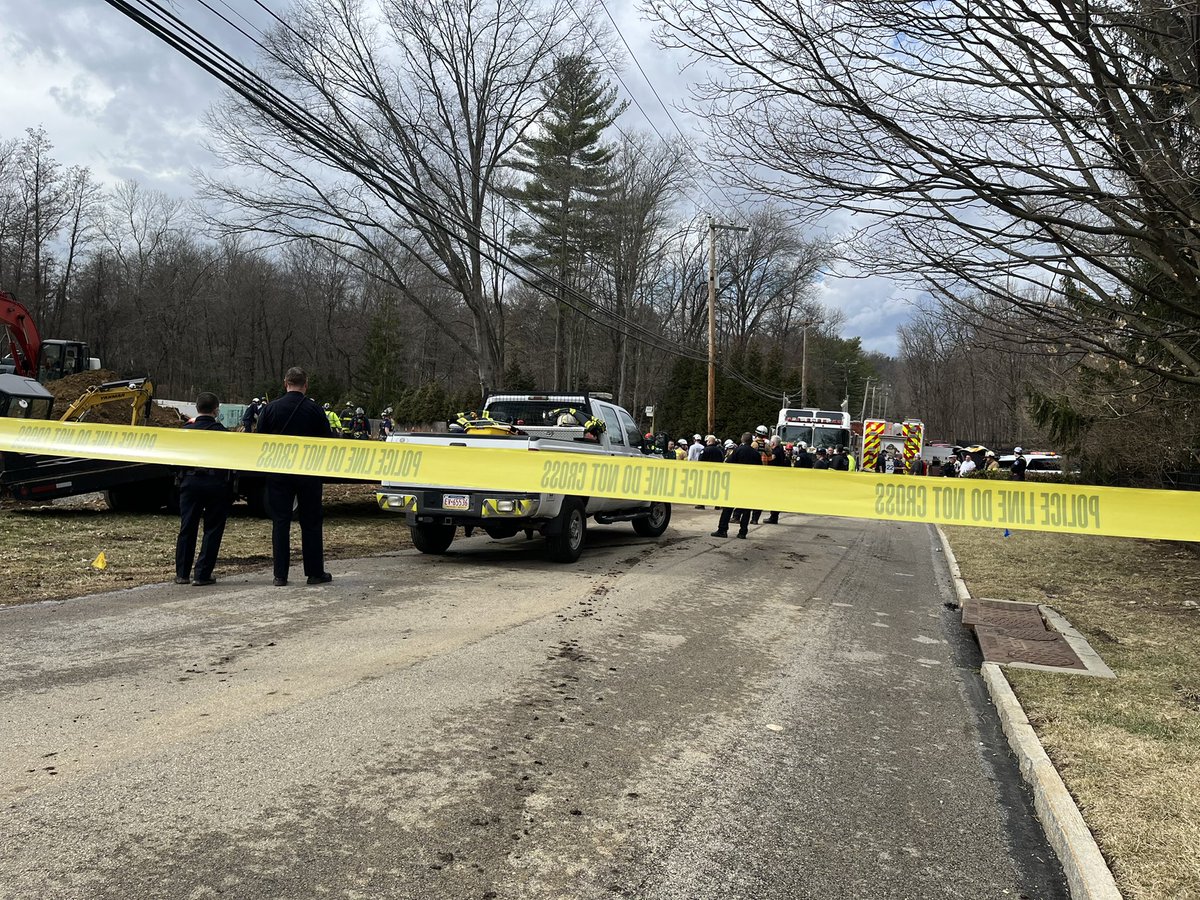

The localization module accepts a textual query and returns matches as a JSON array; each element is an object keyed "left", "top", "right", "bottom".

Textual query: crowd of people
[
  {"left": 647, "top": 427, "right": 1032, "bottom": 540},
  {"left": 239, "top": 396, "right": 393, "bottom": 440},
  {"left": 647, "top": 428, "right": 858, "bottom": 471}
]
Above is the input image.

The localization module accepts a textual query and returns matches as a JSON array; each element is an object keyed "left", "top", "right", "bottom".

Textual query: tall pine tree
[{"left": 508, "top": 54, "right": 625, "bottom": 389}]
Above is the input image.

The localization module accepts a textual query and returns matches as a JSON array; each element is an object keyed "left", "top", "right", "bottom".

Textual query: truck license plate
[{"left": 442, "top": 493, "right": 470, "bottom": 510}]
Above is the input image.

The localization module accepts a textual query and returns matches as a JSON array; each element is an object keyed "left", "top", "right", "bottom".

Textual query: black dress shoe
[
  {"left": 710, "top": 530, "right": 728, "bottom": 538},
  {"left": 273, "top": 577, "right": 288, "bottom": 587},
  {"left": 174, "top": 576, "right": 190, "bottom": 585},
  {"left": 736, "top": 531, "right": 748, "bottom": 539},
  {"left": 192, "top": 577, "right": 216, "bottom": 587},
  {"left": 307, "top": 572, "right": 333, "bottom": 585}
]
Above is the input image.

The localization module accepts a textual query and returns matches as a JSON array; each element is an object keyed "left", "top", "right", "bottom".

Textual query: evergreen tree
[
  {"left": 508, "top": 54, "right": 625, "bottom": 389},
  {"left": 352, "top": 296, "right": 405, "bottom": 414}
]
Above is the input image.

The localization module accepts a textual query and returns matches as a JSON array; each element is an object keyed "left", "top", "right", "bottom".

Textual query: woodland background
[{"left": 5, "top": 0, "right": 1200, "bottom": 483}]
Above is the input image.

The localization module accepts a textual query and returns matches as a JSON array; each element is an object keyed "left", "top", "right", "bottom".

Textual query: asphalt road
[{"left": 0, "top": 508, "right": 1068, "bottom": 900}]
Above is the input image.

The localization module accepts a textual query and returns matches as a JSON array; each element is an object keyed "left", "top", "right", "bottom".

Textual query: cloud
[
  {"left": 0, "top": 0, "right": 227, "bottom": 194},
  {"left": 815, "top": 275, "right": 914, "bottom": 356}
]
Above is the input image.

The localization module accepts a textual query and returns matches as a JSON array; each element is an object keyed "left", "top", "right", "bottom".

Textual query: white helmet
[
  {"left": 1014, "top": 446, "right": 1024, "bottom": 454},
  {"left": 798, "top": 441, "right": 807, "bottom": 449},
  {"left": 724, "top": 438, "right": 735, "bottom": 448},
  {"left": 755, "top": 424, "right": 769, "bottom": 436},
  {"left": 356, "top": 407, "right": 364, "bottom": 415},
  {"left": 253, "top": 397, "right": 262, "bottom": 403}
]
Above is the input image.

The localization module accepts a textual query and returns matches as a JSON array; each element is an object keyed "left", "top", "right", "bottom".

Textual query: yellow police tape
[{"left": 1, "top": 417, "right": 1197, "bottom": 541}]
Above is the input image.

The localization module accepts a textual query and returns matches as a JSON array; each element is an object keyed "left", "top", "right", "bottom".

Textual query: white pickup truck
[{"left": 376, "top": 392, "right": 671, "bottom": 562}]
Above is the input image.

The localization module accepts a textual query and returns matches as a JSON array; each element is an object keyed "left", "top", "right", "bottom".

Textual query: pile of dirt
[{"left": 44, "top": 370, "right": 184, "bottom": 428}]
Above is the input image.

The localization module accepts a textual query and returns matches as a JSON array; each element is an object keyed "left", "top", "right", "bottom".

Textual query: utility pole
[
  {"left": 834, "top": 359, "right": 853, "bottom": 413},
  {"left": 799, "top": 318, "right": 820, "bottom": 407},
  {"left": 707, "top": 216, "right": 749, "bottom": 434}
]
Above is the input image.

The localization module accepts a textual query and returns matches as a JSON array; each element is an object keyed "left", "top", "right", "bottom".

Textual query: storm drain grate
[
  {"left": 962, "top": 598, "right": 1046, "bottom": 631},
  {"left": 975, "top": 626, "right": 1087, "bottom": 669}
]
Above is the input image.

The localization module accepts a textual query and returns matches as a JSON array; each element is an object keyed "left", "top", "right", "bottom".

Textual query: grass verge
[
  {"left": 942, "top": 526, "right": 1200, "bottom": 900},
  {"left": 0, "top": 484, "right": 409, "bottom": 606}
]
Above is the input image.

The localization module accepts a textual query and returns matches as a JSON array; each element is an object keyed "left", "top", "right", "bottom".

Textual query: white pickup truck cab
[{"left": 377, "top": 392, "right": 671, "bottom": 562}]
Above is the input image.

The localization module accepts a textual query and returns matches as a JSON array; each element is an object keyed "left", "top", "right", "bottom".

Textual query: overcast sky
[{"left": 0, "top": 0, "right": 911, "bottom": 354}]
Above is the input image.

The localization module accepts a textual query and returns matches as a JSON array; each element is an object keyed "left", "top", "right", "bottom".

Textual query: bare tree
[
  {"left": 715, "top": 207, "right": 828, "bottom": 353},
  {"left": 201, "top": 0, "right": 581, "bottom": 394},
  {"left": 652, "top": 0, "right": 1200, "bottom": 389},
  {"left": 10, "top": 127, "right": 71, "bottom": 309},
  {"left": 597, "top": 133, "right": 690, "bottom": 404}
]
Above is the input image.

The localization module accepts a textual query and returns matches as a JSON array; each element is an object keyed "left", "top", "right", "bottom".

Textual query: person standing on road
[
  {"left": 765, "top": 435, "right": 790, "bottom": 524},
  {"left": 694, "top": 434, "right": 724, "bottom": 509},
  {"left": 174, "top": 392, "right": 233, "bottom": 587},
  {"left": 699, "top": 434, "right": 724, "bottom": 463},
  {"left": 959, "top": 453, "right": 977, "bottom": 477},
  {"left": 711, "top": 432, "right": 764, "bottom": 539},
  {"left": 794, "top": 442, "right": 813, "bottom": 469},
  {"left": 1011, "top": 447, "right": 1028, "bottom": 481},
  {"left": 749, "top": 425, "right": 771, "bottom": 524},
  {"left": 257, "top": 368, "right": 335, "bottom": 587},
  {"left": 687, "top": 434, "right": 704, "bottom": 462}
]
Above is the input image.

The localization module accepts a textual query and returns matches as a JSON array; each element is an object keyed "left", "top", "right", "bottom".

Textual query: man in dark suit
[
  {"left": 175, "top": 392, "right": 233, "bottom": 586},
  {"left": 711, "top": 432, "right": 764, "bottom": 539},
  {"left": 256, "top": 367, "right": 335, "bottom": 586}
]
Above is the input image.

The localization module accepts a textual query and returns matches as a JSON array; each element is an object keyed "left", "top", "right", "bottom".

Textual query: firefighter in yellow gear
[{"left": 323, "top": 403, "right": 343, "bottom": 434}]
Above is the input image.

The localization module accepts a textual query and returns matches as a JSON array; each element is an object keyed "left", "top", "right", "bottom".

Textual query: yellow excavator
[{"left": 58, "top": 377, "right": 155, "bottom": 426}]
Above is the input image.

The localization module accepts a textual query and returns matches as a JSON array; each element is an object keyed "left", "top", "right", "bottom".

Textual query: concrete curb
[
  {"left": 982, "top": 663, "right": 1122, "bottom": 899},
  {"left": 935, "top": 525, "right": 1123, "bottom": 899},
  {"left": 934, "top": 525, "right": 971, "bottom": 604}
]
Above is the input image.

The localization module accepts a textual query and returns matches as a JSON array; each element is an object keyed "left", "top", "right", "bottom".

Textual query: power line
[
  {"left": 104, "top": 0, "right": 796, "bottom": 402},
  {"left": 589, "top": 0, "right": 743, "bottom": 213}
]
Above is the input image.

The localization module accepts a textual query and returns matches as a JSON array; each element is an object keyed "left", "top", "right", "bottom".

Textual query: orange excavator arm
[{"left": 0, "top": 291, "right": 40, "bottom": 378}]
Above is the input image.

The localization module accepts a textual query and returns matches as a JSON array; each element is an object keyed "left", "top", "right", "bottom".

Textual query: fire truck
[
  {"left": 774, "top": 407, "right": 852, "bottom": 451},
  {"left": 859, "top": 418, "right": 925, "bottom": 473}
]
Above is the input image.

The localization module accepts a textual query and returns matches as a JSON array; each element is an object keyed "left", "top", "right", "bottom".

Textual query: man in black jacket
[
  {"left": 256, "top": 367, "right": 335, "bottom": 586},
  {"left": 175, "top": 392, "right": 233, "bottom": 586},
  {"left": 698, "top": 434, "right": 725, "bottom": 463},
  {"left": 765, "top": 435, "right": 790, "bottom": 524},
  {"left": 711, "top": 432, "right": 763, "bottom": 539}
]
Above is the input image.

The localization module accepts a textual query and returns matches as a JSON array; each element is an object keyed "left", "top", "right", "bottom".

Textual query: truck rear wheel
[
  {"left": 106, "top": 479, "right": 172, "bottom": 513},
  {"left": 546, "top": 498, "right": 586, "bottom": 563},
  {"left": 410, "top": 522, "right": 455, "bottom": 555},
  {"left": 633, "top": 501, "right": 671, "bottom": 537}
]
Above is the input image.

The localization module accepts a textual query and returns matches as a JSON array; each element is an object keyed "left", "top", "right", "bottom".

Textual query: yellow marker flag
[{"left": 91, "top": 552, "right": 107, "bottom": 570}]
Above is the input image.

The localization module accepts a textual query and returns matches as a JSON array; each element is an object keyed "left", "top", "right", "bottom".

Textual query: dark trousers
[
  {"left": 718, "top": 506, "right": 751, "bottom": 534},
  {"left": 175, "top": 477, "right": 232, "bottom": 581},
  {"left": 266, "top": 475, "right": 325, "bottom": 580}
]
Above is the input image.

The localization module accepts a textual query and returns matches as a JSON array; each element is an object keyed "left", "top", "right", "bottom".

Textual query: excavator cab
[
  {"left": 1, "top": 291, "right": 101, "bottom": 383},
  {"left": 0, "top": 374, "right": 54, "bottom": 420},
  {"left": 33, "top": 340, "right": 100, "bottom": 384}
]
